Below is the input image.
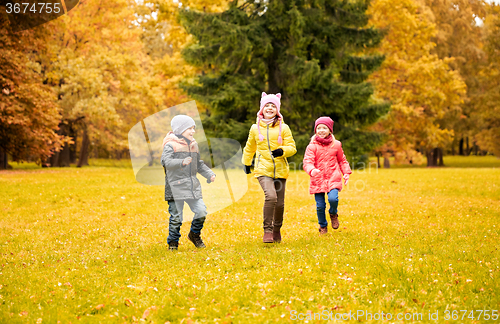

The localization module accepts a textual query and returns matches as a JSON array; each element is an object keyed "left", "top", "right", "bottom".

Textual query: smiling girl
[
  {"left": 242, "top": 92, "right": 297, "bottom": 243},
  {"left": 303, "top": 117, "right": 352, "bottom": 234}
]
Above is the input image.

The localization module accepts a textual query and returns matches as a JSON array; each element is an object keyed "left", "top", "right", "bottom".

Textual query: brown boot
[
  {"left": 330, "top": 213, "right": 339, "bottom": 230},
  {"left": 273, "top": 230, "right": 281, "bottom": 243},
  {"left": 319, "top": 226, "right": 328, "bottom": 235},
  {"left": 263, "top": 232, "right": 274, "bottom": 243}
]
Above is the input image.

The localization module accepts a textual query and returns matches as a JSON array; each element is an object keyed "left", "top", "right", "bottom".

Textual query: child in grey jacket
[{"left": 161, "top": 115, "right": 215, "bottom": 250}]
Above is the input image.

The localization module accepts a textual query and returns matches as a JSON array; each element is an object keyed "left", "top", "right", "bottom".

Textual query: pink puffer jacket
[{"left": 303, "top": 135, "right": 352, "bottom": 194}]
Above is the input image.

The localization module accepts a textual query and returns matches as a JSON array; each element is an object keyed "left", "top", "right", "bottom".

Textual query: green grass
[
  {"left": 1, "top": 160, "right": 499, "bottom": 323},
  {"left": 370, "top": 155, "right": 500, "bottom": 169},
  {"left": 9, "top": 158, "right": 133, "bottom": 170}
]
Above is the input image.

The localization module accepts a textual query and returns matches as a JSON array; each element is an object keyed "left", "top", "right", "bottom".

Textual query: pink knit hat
[
  {"left": 314, "top": 116, "right": 334, "bottom": 133},
  {"left": 257, "top": 92, "right": 283, "bottom": 144}
]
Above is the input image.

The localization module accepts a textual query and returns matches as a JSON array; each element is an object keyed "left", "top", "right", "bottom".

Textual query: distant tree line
[{"left": 1, "top": 0, "right": 500, "bottom": 169}]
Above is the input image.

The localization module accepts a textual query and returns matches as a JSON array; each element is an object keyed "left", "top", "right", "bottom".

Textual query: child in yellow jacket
[{"left": 242, "top": 92, "right": 297, "bottom": 243}]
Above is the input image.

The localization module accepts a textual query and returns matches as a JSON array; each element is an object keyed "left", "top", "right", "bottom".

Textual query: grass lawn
[
  {"left": 1, "top": 158, "right": 499, "bottom": 323},
  {"left": 370, "top": 155, "right": 500, "bottom": 169}
]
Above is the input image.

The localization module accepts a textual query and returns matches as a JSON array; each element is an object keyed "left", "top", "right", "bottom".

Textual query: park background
[
  {"left": 1, "top": 0, "right": 500, "bottom": 323},
  {"left": 2, "top": 0, "right": 500, "bottom": 168}
]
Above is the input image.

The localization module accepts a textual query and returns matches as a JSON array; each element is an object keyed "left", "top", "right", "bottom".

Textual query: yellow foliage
[
  {"left": 368, "top": 0, "right": 466, "bottom": 157},
  {"left": 139, "top": 0, "right": 231, "bottom": 108}
]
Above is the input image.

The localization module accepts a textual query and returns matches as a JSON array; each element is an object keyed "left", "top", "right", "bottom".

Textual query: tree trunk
[
  {"left": 77, "top": 127, "right": 90, "bottom": 167},
  {"left": 383, "top": 157, "right": 390, "bottom": 168},
  {"left": 69, "top": 125, "right": 78, "bottom": 164},
  {"left": 459, "top": 137, "right": 464, "bottom": 155},
  {"left": 57, "top": 123, "right": 70, "bottom": 167},
  {"left": 432, "top": 148, "right": 439, "bottom": 166},
  {"left": 425, "top": 148, "right": 444, "bottom": 166},
  {"left": 376, "top": 153, "right": 381, "bottom": 168},
  {"left": 451, "top": 138, "right": 456, "bottom": 156},
  {"left": 466, "top": 136, "right": 470, "bottom": 156},
  {"left": 437, "top": 147, "right": 444, "bottom": 166},
  {"left": 58, "top": 142, "right": 71, "bottom": 167},
  {"left": 426, "top": 149, "right": 436, "bottom": 167},
  {"left": 50, "top": 151, "right": 60, "bottom": 167},
  {"left": 0, "top": 147, "right": 11, "bottom": 170}
]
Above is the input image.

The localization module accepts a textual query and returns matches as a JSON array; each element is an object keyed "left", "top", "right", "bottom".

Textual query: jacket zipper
[
  {"left": 188, "top": 142, "right": 194, "bottom": 198},
  {"left": 257, "top": 154, "right": 261, "bottom": 168},
  {"left": 267, "top": 125, "right": 276, "bottom": 179}
]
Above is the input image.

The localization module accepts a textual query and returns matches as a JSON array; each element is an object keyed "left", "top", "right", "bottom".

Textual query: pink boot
[
  {"left": 273, "top": 230, "right": 281, "bottom": 243},
  {"left": 263, "top": 232, "right": 274, "bottom": 243}
]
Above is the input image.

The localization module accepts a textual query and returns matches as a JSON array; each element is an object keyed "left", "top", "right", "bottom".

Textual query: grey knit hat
[{"left": 171, "top": 115, "right": 196, "bottom": 135}]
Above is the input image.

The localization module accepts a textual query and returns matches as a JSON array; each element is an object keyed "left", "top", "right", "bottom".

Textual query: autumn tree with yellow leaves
[
  {"left": 424, "top": 0, "right": 487, "bottom": 156},
  {"left": 44, "top": 0, "right": 165, "bottom": 167},
  {"left": 368, "top": 0, "right": 466, "bottom": 167},
  {"left": 137, "top": 0, "right": 230, "bottom": 109},
  {"left": 474, "top": 3, "right": 500, "bottom": 156},
  {"left": 0, "top": 13, "right": 64, "bottom": 169}
]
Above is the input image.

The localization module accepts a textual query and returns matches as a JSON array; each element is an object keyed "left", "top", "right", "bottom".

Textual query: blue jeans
[
  {"left": 314, "top": 189, "right": 339, "bottom": 228},
  {"left": 167, "top": 199, "right": 207, "bottom": 244}
]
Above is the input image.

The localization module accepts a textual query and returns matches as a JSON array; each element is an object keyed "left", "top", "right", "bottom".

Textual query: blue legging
[{"left": 314, "top": 189, "right": 339, "bottom": 228}]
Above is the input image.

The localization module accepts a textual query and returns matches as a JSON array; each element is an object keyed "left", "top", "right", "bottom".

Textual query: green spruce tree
[{"left": 178, "top": 0, "right": 389, "bottom": 164}]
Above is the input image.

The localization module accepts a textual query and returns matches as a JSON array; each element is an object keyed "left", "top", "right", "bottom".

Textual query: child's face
[
  {"left": 316, "top": 124, "right": 330, "bottom": 138},
  {"left": 262, "top": 103, "right": 277, "bottom": 119},
  {"left": 181, "top": 126, "right": 196, "bottom": 141}
]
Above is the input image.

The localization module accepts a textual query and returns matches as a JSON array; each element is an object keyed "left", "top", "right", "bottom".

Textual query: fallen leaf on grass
[
  {"left": 142, "top": 306, "right": 156, "bottom": 319},
  {"left": 95, "top": 304, "right": 105, "bottom": 311},
  {"left": 125, "top": 298, "right": 134, "bottom": 307}
]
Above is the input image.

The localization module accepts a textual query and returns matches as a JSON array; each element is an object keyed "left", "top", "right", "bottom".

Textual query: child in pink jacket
[{"left": 303, "top": 117, "right": 352, "bottom": 234}]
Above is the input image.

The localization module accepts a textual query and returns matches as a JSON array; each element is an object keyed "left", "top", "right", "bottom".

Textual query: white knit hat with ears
[
  {"left": 171, "top": 115, "right": 195, "bottom": 135},
  {"left": 257, "top": 92, "right": 283, "bottom": 144}
]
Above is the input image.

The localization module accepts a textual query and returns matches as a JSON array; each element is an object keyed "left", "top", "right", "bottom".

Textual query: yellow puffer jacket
[{"left": 242, "top": 120, "right": 297, "bottom": 179}]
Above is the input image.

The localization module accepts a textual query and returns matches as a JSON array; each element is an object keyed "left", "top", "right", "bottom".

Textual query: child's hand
[
  {"left": 311, "top": 169, "right": 320, "bottom": 177},
  {"left": 271, "top": 148, "right": 283, "bottom": 158},
  {"left": 210, "top": 175, "right": 216, "bottom": 183},
  {"left": 182, "top": 157, "right": 192, "bottom": 166},
  {"left": 343, "top": 174, "right": 349, "bottom": 185}
]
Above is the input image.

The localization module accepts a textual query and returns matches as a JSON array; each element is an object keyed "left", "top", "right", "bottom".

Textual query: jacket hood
[
  {"left": 162, "top": 131, "right": 197, "bottom": 147},
  {"left": 310, "top": 134, "right": 336, "bottom": 144}
]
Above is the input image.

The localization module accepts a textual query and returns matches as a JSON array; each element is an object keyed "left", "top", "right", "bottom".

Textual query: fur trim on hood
[{"left": 162, "top": 131, "right": 196, "bottom": 147}]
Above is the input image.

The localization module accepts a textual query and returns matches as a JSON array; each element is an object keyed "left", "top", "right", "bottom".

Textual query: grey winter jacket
[{"left": 161, "top": 133, "right": 215, "bottom": 201}]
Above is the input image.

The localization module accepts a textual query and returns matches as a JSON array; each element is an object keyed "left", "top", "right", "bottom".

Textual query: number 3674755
[
  {"left": 5, "top": 3, "right": 62, "bottom": 14},
  {"left": 444, "top": 310, "right": 498, "bottom": 321}
]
